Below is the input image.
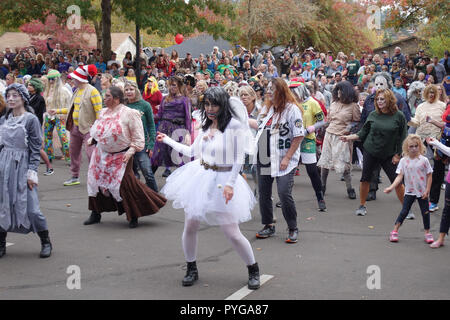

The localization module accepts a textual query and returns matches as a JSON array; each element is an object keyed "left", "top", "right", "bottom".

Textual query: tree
[
  {"left": 19, "top": 14, "right": 95, "bottom": 52},
  {"left": 227, "top": 0, "right": 317, "bottom": 49},
  {"left": 113, "top": 0, "right": 235, "bottom": 87},
  {"left": 296, "top": 0, "right": 375, "bottom": 54}
]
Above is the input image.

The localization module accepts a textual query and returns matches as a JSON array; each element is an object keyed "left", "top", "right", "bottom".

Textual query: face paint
[
  {"left": 204, "top": 100, "right": 220, "bottom": 120},
  {"left": 374, "top": 76, "right": 388, "bottom": 90},
  {"left": 6, "top": 90, "right": 24, "bottom": 109}
]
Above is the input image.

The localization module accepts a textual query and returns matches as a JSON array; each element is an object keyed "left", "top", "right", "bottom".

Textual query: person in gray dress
[{"left": 0, "top": 83, "right": 52, "bottom": 259}]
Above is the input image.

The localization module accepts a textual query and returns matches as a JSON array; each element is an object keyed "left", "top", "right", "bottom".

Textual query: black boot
[
  {"left": 37, "top": 230, "right": 52, "bottom": 258},
  {"left": 83, "top": 212, "right": 101, "bottom": 225},
  {"left": 247, "top": 262, "right": 260, "bottom": 290},
  {"left": 0, "top": 232, "right": 6, "bottom": 258},
  {"left": 182, "top": 261, "right": 199, "bottom": 286},
  {"left": 129, "top": 217, "right": 138, "bottom": 229}
]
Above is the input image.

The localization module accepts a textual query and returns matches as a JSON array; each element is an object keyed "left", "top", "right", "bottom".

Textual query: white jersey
[{"left": 254, "top": 103, "right": 306, "bottom": 177}]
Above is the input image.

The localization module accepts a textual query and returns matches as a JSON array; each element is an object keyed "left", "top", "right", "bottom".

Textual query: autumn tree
[
  {"left": 113, "top": 0, "right": 235, "bottom": 86},
  {"left": 226, "top": 0, "right": 317, "bottom": 49},
  {"left": 19, "top": 14, "right": 95, "bottom": 52}
]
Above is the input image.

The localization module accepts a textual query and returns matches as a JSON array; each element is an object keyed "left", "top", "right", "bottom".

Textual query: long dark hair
[
  {"left": 332, "top": 80, "right": 359, "bottom": 104},
  {"left": 201, "top": 87, "right": 233, "bottom": 133}
]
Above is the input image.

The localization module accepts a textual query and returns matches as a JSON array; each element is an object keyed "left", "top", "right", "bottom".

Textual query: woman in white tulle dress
[{"left": 156, "top": 87, "right": 260, "bottom": 290}]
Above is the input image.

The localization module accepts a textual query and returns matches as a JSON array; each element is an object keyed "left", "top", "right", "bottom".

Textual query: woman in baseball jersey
[{"left": 253, "top": 78, "right": 306, "bottom": 243}]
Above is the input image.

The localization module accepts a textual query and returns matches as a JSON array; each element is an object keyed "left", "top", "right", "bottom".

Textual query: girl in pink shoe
[
  {"left": 384, "top": 134, "right": 434, "bottom": 244},
  {"left": 426, "top": 135, "right": 450, "bottom": 248}
]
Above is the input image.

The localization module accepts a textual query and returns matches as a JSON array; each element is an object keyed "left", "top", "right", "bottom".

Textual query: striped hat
[
  {"left": 288, "top": 77, "right": 305, "bottom": 88},
  {"left": 70, "top": 64, "right": 97, "bottom": 83},
  {"left": 47, "top": 69, "right": 61, "bottom": 79}
]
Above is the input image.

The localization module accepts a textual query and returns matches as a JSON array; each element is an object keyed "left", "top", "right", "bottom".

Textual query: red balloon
[{"left": 175, "top": 34, "right": 184, "bottom": 45}]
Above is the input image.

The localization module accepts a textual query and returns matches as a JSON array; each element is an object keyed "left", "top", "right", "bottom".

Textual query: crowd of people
[{"left": 0, "top": 40, "right": 450, "bottom": 291}]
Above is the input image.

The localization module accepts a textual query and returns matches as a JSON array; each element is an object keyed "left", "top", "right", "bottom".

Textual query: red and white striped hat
[{"left": 70, "top": 64, "right": 97, "bottom": 83}]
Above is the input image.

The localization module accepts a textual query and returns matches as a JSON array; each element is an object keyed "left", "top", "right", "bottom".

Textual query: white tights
[{"left": 182, "top": 219, "right": 256, "bottom": 266}]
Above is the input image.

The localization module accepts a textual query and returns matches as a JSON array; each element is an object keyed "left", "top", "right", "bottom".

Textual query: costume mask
[{"left": 374, "top": 76, "right": 388, "bottom": 90}]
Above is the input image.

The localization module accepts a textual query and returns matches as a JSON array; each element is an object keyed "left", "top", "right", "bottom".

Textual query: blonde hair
[
  {"left": 124, "top": 80, "right": 142, "bottom": 103},
  {"left": 423, "top": 84, "right": 439, "bottom": 103},
  {"left": 402, "top": 134, "right": 425, "bottom": 157}
]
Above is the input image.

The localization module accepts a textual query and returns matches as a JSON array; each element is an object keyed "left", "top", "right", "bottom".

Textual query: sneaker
[
  {"left": 355, "top": 205, "right": 367, "bottom": 216},
  {"left": 318, "top": 200, "right": 327, "bottom": 212},
  {"left": 406, "top": 211, "right": 415, "bottom": 220},
  {"left": 162, "top": 168, "right": 171, "bottom": 178},
  {"left": 389, "top": 230, "right": 399, "bottom": 242},
  {"left": 430, "top": 240, "right": 444, "bottom": 248},
  {"left": 43, "top": 168, "right": 54, "bottom": 176},
  {"left": 347, "top": 188, "right": 356, "bottom": 199},
  {"left": 424, "top": 233, "right": 434, "bottom": 244},
  {"left": 295, "top": 168, "right": 300, "bottom": 176},
  {"left": 275, "top": 201, "right": 282, "bottom": 208},
  {"left": 256, "top": 225, "right": 275, "bottom": 239},
  {"left": 63, "top": 177, "right": 80, "bottom": 186},
  {"left": 285, "top": 228, "right": 298, "bottom": 243},
  {"left": 429, "top": 203, "right": 439, "bottom": 212},
  {"left": 441, "top": 183, "right": 446, "bottom": 190},
  {"left": 366, "top": 190, "right": 376, "bottom": 201},
  {"left": 340, "top": 174, "right": 345, "bottom": 181}
]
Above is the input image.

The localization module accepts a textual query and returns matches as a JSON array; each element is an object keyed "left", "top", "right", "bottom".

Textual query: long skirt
[{"left": 89, "top": 159, "right": 167, "bottom": 221}]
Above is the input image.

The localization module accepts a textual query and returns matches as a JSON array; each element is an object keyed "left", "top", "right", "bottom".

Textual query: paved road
[{"left": 0, "top": 159, "right": 449, "bottom": 300}]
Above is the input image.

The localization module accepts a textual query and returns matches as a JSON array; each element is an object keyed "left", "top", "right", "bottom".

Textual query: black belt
[{"left": 111, "top": 147, "right": 130, "bottom": 154}]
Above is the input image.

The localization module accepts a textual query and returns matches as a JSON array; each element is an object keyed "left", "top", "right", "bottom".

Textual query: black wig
[
  {"left": 201, "top": 87, "right": 234, "bottom": 133},
  {"left": 332, "top": 80, "right": 359, "bottom": 104}
]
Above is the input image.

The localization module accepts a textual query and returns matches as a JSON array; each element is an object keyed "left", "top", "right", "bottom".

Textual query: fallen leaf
[
  {"left": 66, "top": 204, "right": 71, "bottom": 207},
  {"left": 368, "top": 226, "right": 374, "bottom": 229}
]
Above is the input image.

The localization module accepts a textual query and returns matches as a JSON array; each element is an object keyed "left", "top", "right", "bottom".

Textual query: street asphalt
[{"left": 0, "top": 158, "right": 449, "bottom": 300}]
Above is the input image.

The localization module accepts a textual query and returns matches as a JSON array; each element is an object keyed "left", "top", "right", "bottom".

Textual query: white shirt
[
  {"left": 396, "top": 155, "right": 432, "bottom": 197},
  {"left": 163, "top": 118, "right": 247, "bottom": 187},
  {"left": 255, "top": 103, "right": 305, "bottom": 177}
]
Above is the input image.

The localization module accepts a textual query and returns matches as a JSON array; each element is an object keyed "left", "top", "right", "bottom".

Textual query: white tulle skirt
[{"left": 161, "top": 159, "right": 256, "bottom": 225}]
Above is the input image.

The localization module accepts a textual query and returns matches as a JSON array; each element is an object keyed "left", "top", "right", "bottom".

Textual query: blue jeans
[{"left": 133, "top": 150, "right": 158, "bottom": 192}]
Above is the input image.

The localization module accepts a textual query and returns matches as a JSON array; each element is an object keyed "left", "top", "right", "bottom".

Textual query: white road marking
[
  {"left": 6, "top": 242, "right": 14, "bottom": 247},
  {"left": 225, "top": 274, "right": 274, "bottom": 300}
]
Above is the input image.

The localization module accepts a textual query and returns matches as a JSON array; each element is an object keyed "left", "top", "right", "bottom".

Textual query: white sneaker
[{"left": 406, "top": 212, "right": 415, "bottom": 220}]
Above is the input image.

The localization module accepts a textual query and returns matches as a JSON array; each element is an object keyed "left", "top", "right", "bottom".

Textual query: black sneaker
[
  {"left": 256, "top": 225, "right": 275, "bottom": 239},
  {"left": 318, "top": 200, "right": 327, "bottom": 212},
  {"left": 347, "top": 188, "right": 356, "bottom": 199},
  {"left": 275, "top": 201, "right": 282, "bottom": 208},
  {"left": 162, "top": 168, "right": 171, "bottom": 178},
  {"left": 366, "top": 190, "right": 376, "bottom": 201},
  {"left": 285, "top": 228, "right": 299, "bottom": 243}
]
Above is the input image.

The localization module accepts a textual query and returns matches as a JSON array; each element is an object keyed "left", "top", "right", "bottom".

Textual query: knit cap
[
  {"left": 29, "top": 78, "right": 44, "bottom": 93},
  {"left": 47, "top": 69, "right": 61, "bottom": 79}
]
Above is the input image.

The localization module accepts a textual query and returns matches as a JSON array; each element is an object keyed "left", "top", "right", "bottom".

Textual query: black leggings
[
  {"left": 440, "top": 182, "right": 450, "bottom": 235},
  {"left": 305, "top": 163, "right": 324, "bottom": 201},
  {"left": 395, "top": 195, "right": 430, "bottom": 230}
]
